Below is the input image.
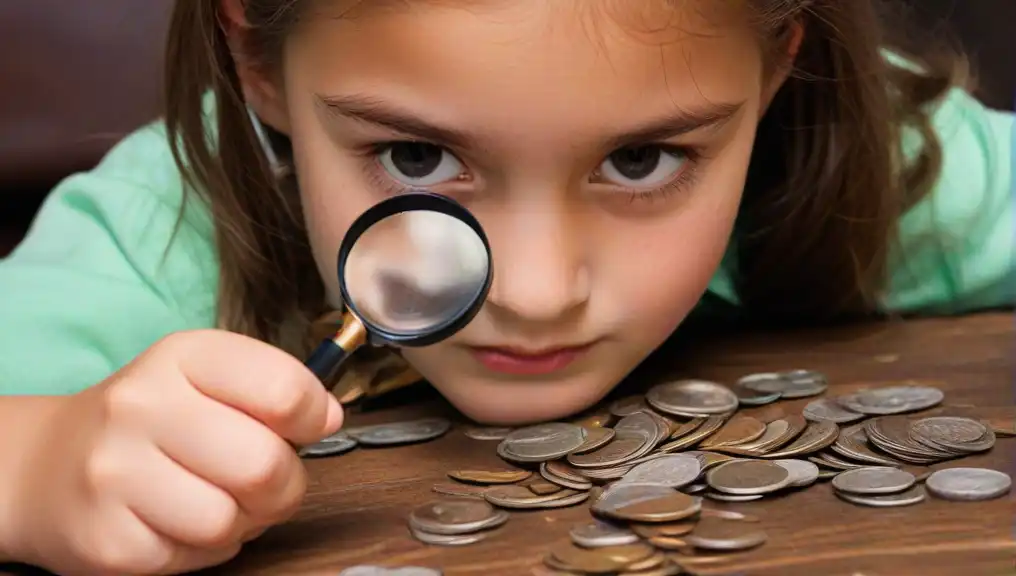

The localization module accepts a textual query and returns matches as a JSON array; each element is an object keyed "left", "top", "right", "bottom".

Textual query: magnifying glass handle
[{"left": 305, "top": 312, "right": 367, "bottom": 382}]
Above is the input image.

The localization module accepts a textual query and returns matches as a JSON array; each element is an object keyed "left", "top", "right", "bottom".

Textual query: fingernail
[{"left": 325, "top": 393, "right": 344, "bottom": 432}]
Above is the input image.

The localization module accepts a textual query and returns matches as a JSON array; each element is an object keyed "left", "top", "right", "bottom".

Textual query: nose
[{"left": 485, "top": 206, "right": 590, "bottom": 323}]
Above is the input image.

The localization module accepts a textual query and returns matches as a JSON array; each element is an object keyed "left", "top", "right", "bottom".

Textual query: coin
[
  {"left": 498, "top": 423, "right": 588, "bottom": 462},
  {"left": 548, "top": 542, "right": 655, "bottom": 573},
  {"left": 700, "top": 416, "right": 766, "bottom": 449},
  {"left": 836, "top": 384, "right": 944, "bottom": 415},
  {"left": 298, "top": 432, "right": 358, "bottom": 458},
  {"left": 835, "top": 484, "right": 926, "bottom": 507},
  {"left": 733, "top": 385, "right": 782, "bottom": 406},
  {"left": 464, "top": 426, "right": 514, "bottom": 440},
  {"left": 779, "top": 370, "right": 829, "bottom": 398},
  {"left": 704, "top": 491, "right": 763, "bottom": 502},
  {"left": 684, "top": 517, "right": 767, "bottom": 551},
  {"left": 408, "top": 527, "right": 490, "bottom": 546},
  {"left": 573, "top": 426, "right": 616, "bottom": 454},
  {"left": 773, "top": 459, "right": 820, "bottom": 488},
  {"left": 803, "top": 398, "right": 865, "bottom": 424},
  {"left": 447, "top": 470, "right": 532, "bottom": 485},
  {"left": 706, "top": 460, "right": 793, "bottom": 495},
  {"left": 831, "top": 423, "right": 903, "bottom": 466},
  {"left": 925, "top": 467, "right": 1012, "bottom": 501},
  {"left": 616, "top": 454, "right": 702, "bottom": 489},
  {"left": 431, "top": 483, "right": 488, "bottom": 498},
  {"left": 611, "top": 492, "right": 702, "bottom": 523},
  {"left": 569, "top": 520, "right": 640, "bottom": 547},
  {"left": 591, "top": 483, "right": 679, "bottom": 518},
  {"left": 630, "top": 521, "right": 697, "bottom": 538},
  {"left": 568, "top": 432, "right": 650, "bottom": 468},
  {"left": 339, "top": 567, "right": 442, "bottom": 576},
  {"left": 831, "top": 466, "right": 916, "bottom": 495},
  {"left": 527, "top": 481, "right": 564, "bottom": 496},
  {"left": 610, "top": 395, "right": 649, "bottom": 417},
  {"left": 350, "top": 418, "right": 451, "bottom": 446},
  {"left": 910, "top": 417, "right": 995, "bottom": 454},
  {"left": 408, "top": 499, "right": 509, "bottom": 535},
  {"left": 763, "top": 420, "right": 839, "bottom": 458},
  {"left": 736, "top": 373, "right": 785, "bottom": 394},
  {"left": 646, "top": 380, "right": 739, "bottom": 416}
]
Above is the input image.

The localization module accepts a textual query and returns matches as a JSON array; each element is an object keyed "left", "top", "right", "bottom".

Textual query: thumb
[{"left": 322, "top": 393, "right": 344, "bottom": 437}]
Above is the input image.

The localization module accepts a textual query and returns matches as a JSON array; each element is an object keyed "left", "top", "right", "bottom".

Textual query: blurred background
[{"left": 1, "top": 0, "right": 1014, "bottom": 257}]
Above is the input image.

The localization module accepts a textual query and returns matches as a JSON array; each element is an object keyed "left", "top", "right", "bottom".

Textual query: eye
[
  {"left": 598, "top": 145, "right": 687, "bottom": 187},
  {"left": 378, "top": 142, "right": 464, "bottom": 186}
]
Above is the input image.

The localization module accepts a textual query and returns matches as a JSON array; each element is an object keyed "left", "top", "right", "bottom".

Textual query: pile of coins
[{"left": 303, "top": 370, "right": 1015, "bottom": 575}]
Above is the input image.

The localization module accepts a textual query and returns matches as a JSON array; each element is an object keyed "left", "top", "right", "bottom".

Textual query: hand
[{"left": 12, "top": 330, "right": 343, "bottom": 575}]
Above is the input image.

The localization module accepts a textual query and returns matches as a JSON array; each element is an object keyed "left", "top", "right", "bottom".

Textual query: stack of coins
[{"left": 407, "top": 499, "right": 510, "bottom": 546}]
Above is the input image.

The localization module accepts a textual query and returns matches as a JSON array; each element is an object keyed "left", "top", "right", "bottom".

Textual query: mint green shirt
[{"left": 1, "top": 87, "right": 1013, "bottom": 395}]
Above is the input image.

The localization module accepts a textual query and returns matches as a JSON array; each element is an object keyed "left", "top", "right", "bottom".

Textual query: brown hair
[{"left": 163, "top": 1, "right": 967, "bottom": 365}]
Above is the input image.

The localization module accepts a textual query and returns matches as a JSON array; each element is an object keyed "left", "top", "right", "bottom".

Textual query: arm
[{"left": 883, "top": 88, "right": 1015, "bottom": 314}]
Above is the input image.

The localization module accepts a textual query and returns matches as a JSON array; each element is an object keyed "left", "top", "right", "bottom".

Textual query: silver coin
[
  {"left": 349, "top": 418, "right": 451, "bottom": 446},
  {"left": 463, "top": 426, "right": 514, "bottom": 440},
  {"left": 298, "top": 433, "right": 358, "bottom": 458},
  {"left": 836, "top": 385, "right": 943, "bottom": 415},
  {"left": 910, "top": 417, "right": 995, "bottom": 453},
  {"left": 569, "top": 520, "right": 640, "bottom": 547},
  {"left": 408, "top": 499, "right": 508, "bottom": 535},
  {"left": 779, "top": 370, "right": 828, "bottom": 399},
  {"left": 339, "top": 568, "right": 442, "bottom": 576},
  {"left": 705, "top": 460, "right": 793, "bottom": 495},
  {"left": 835, "top": 484, "right": 926, "bottom": 507},
  {"left": 704, "top": 492, "right": 763, "bottom": 502},
  {"left": 737, "top": 372, "right": 786, "bottom": 394},
  {"left": 616, "top": 454, "right": 702, "bottom": 489},
  {"left": 803, "top": 398, "right": 865, "bottom": 424},
  {"left": 498, "top": 423, "right": 588, "bottom": 462},
  {"left": 646, "top": 379, "right": 739, "bottom": 415},
  {"left": 408, "top": 526, "right": 488, "bottom": 546},
  {"left": 831, "top": 466, "right": 916, "bottom": 495},
  {"left": 773, "top": 459, "right": 820, "bottom": 488},
  {"left": 925, "top": 467, "right": 1012, "bottom": 501}
]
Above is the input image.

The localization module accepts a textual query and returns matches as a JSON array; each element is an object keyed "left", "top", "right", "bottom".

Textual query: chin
[{"left": 437, "top": 377, "right": 615, "bottom": 426}]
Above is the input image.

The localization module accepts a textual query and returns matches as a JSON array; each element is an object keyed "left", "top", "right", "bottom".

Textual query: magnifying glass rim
[{"left": 336, "top": 190, "right": 493, "bottom": 347}]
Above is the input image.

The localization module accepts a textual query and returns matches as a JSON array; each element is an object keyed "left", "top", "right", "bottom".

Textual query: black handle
[{"left": 305, "top": 338, "right": 351, "bottom": 382}]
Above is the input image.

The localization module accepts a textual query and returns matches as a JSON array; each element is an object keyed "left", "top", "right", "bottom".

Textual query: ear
[
  {"left": 759, "top": 19, "right": 805, "bottom": 116},
  {"left": 220, "top": 0, "right": 292, "bottom": 134}
]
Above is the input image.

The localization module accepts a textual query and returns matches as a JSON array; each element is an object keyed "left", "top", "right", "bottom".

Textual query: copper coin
[
  {"left": 528, "top": 481, "right": 564, "bottom": 496},
  {"left": 408, "top": 499, "right": 507, "bottom": 535},
  {"left": 448, "top": 469, "right": 532, "bottom": 484},
  {"left": 572, "top": 426, "right": 616, "bottom": 454},
  {"left": 630, "top": 521, "right": 696, "bottom": 538},
  {"left": 610, "top": 493, "right": 702, "bottom": 523},
  {"left": 706, "top": 460, "right": 792, "bottom": 495},
  {"left": 700, "top": 416, "right": 766, "bottom": 449},
  {"left": 549, "top": 542, "right": 655, "bottom": 573},
  {"left": 431, "top": 483, "right": 488, "bottom": 498}
]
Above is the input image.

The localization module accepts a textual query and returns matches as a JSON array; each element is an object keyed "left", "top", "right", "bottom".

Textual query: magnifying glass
[{"left": 304, "top": 191, "right": 493, "bottom": 382}]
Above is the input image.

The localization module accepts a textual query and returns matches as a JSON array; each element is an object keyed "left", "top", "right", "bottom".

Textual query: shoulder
[
  {"left": 0, "top": 119, "right": 220, "bottom": 394},
  {"left": 885, "top": 87, "right": 1014, "bottom": 312}
]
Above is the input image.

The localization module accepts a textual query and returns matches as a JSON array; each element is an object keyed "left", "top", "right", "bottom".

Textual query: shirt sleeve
[
  {"left": 0, "top": 122, "right": 220, "bottom": 396},
  {"left": 883, "top": 88, "right": 1015, "bottom": 313}
]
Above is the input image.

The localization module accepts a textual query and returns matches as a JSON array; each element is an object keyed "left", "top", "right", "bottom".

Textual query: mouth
[{"left": 465, "top": 341, "right": 599, "bottom": 376}]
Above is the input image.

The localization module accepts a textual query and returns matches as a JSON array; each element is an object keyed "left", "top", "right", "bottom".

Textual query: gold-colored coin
[
  {"left": 448, "top": 469, "right": 532, "bottom": 484},
  {"left": 763, "top": 419, "right": 839, "bottom": 458},
  {"left": 700, "top": 416, "right": 766, "bottom": 449},
  {"left": 549, "top": 542, "right": 656, "bottom": 573},
  {"left": 630, "top": 521, "right": 696, "bottom": 538},
  {"left": 624, "top": 551, "right": 667, "bottom": 570},
  {"left": 646, "top": 536, "right": 690, "bottom": 551},
  {"left": 431, "top": 482, "right": 488, "bottom": 498},
  {"left": 573, "top": 426, "right": 616, "bottom": 454},
  {"left": 528, "top": 481, "right": 564, "bottom": 496},
  {"left": 668, "top": 416, "right": 706, "bottom": 439},
  {"left": 611, "top": 492, "right": 702, "bottom": 523},
  {"left": 658, "top": 416, "right": 727, "bottom": 452}
]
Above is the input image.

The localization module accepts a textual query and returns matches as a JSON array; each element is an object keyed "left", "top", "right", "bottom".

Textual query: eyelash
[{"left": 358, "top": 141, "right": 702, "bottom": 203}]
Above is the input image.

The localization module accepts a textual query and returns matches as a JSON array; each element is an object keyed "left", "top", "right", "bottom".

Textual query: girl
[{"left": 0, "top": 0, "right": 1012, "bottom": 573}]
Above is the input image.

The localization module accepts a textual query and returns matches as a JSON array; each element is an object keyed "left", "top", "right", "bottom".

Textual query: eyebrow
[{"left": 316, "top": 93, "right": 743, "bottom": 150}]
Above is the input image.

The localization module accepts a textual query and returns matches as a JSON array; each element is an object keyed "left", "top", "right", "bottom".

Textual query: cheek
[{"left": 286, "top": 103, "right": 377, "bottom": 301}]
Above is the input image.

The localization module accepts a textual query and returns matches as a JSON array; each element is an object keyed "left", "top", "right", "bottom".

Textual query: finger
[
  {"left": 106, "top": 434, "right": 251, "bottom": 549},
  {"left": 149, "top": 383, "right": 308, "bottom": 522},
  {"left": 162, "top": 330, "right": 343, "bottom": 445}
]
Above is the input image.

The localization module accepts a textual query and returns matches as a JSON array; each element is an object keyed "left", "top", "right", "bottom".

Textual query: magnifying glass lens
[{"left": 344, "top": 209, "right": 489, "bottom": 336}]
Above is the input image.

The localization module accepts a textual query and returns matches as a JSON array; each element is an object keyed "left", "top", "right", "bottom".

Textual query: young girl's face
[{"left": 252, "top": 0, "right": 784, "bottom": 424}]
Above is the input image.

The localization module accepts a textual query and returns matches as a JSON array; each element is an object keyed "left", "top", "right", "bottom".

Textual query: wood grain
[{"left": 2, "top": 313, "right": 1013, "bottom": 576}]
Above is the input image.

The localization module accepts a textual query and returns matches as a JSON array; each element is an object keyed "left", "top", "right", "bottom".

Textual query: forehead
[{"left": 288, "top": 0, "right": 763, "bottom": 144}]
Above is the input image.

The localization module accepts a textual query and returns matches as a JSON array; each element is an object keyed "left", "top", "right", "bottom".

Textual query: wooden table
[{"left": 5, "top": 313, "right": 1014, "bottom": 576}]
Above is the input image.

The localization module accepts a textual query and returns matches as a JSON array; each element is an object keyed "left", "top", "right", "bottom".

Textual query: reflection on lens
[{"left": 343, "top": 209, "right": 489, "bottom": 335}]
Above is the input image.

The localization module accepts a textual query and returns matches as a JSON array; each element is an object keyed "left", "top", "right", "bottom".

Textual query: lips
[{"left": 467, "top": 342, "right": 596, "bottom": 376}]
